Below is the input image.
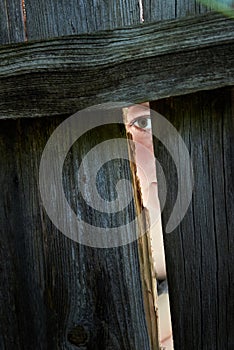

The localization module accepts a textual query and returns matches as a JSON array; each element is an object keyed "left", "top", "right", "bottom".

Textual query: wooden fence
[{"left": 0, "top": 1, "right": 233, "bottom": 349}]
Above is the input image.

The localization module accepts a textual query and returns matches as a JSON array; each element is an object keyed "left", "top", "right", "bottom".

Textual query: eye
[{"left": 131, "top": 116, "right": 152, "bottom": 131}]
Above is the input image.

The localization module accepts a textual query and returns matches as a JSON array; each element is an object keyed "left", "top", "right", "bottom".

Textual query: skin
[
  {"left": 125, "top": 102, "right": 166, "bottom": 279},
  {"left": 124, "top": 103, "right": 173, "bottom": 349}
]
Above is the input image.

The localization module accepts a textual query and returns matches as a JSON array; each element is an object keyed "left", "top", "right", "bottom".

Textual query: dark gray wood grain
[
  {"left": 0, "top": 12, "right": 233, "bottom": 119},
  {"left": 142, "top": 0, "right": 212, "bottom": 22},
  {"left": 23, "top": 0, "right": 141, "bottom": 40},
  {"left": 0, "top": 0, "right": 26, "bottom": 44},
  {"left": 142, "top": 0, "right": 176, "bottom": 21},
  {"left": 0, "top": 109, "right": 158, "bottom": 349},
  {"left": 151, "top": 86, "right": 234, "bottom": 350}
]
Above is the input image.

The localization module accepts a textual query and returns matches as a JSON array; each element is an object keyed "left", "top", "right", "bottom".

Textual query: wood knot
[{"left": 67, "top": 325, "right": 89, "bottom": 346}]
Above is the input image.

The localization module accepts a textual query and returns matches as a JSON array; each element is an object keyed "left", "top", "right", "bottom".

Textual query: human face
[
  {"left": 124, "top": 103, "right": 173, "bottom": 348},
  {"left": 124, "top": 102, "right": 160, "bottom": 220},
  {"left": 124, "top": 102, "right": 166, "bottom": 278}
]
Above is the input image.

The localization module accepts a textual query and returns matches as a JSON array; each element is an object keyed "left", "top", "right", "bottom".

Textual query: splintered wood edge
[
  {"left": 0, "top": 11, "right": 234, "bottom": 119},
  {"left": 123, "top": 109, "right": 159, "bottom": 350}
]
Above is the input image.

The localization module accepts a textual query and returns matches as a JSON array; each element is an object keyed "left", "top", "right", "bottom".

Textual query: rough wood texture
[
  {"left": 151, "top": 86, "right": 234, "bottom": 350},
  {"left": 0, "top": 109, "right": 158, "bottom": 349},
  {"left": 142, "top": 0, "right": 234, "bottom": 23},
  {"left": 0, "top": 12, "right": 233, "bottom": 119},
  {"left": 0, "top": 0, "right": 26, "bottom": 44},
  {"left": 142, "top": 0, "right": 233, "bottom": 22},
  {"left": 142, "top": 0, "right": 212, "bottom": 22},
  {"left": 23, "top": 0, "right": 141, "bottom": 40},
  {"left": 128, "top": 139, "right": 159, "bottom": 350},
  {"left": 143, "top": 0, "right": 177, "bottom": 21}
]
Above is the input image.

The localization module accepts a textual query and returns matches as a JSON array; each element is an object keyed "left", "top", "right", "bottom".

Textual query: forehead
[{"left": 125, "top": 102, "right": 150, "bottom": 123}]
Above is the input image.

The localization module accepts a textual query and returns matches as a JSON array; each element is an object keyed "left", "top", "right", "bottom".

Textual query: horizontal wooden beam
[{"left": 0, "top": 12, "right": 234, "bottom": 119}]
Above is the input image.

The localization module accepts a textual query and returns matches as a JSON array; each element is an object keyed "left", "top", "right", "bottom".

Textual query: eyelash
[{"left": 130, "top": 116, "right": 152, "bottom": 131}]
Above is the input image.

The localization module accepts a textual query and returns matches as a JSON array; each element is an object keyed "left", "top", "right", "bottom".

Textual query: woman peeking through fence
[{"left": 124, "top": 102, "right": 173, "bottom": 349}]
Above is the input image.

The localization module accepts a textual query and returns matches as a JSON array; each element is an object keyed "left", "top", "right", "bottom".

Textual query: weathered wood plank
[
  {"left": 142, "top": 0, "right": 176, "bottom": 21},
  {"left": 176, "top": 0, "right": 198, "bottom": 17},
  {"left": 0, "top": 0, "right": 26, "bottom": 44},
  {"left": 142, "top": 0, "right": 212, "bottom": 22},
  {"left": 0, "top": 12, "right": 233, "bottom": 119},
  {"left": 23, "top": 0, "right": 141, "bottom": 40},
  {"left": 151, "top": 86, "right": 234, "bottom": 349},
  {"left": 143, "top": 0, "right": 234, "bottom": 23},
  {"left": 0, "top": 110, "right": 158, "bottom": 349}
]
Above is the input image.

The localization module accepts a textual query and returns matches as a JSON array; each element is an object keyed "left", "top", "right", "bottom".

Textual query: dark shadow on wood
[
  {"left": 151, "top": 86, "right": 234, "bottom": 350},
  {"left": 0, "top": 12, "right": 234, "bottom": 119},
  {"left": 0, "top": 111, "right": 157, "bottom": 349}
]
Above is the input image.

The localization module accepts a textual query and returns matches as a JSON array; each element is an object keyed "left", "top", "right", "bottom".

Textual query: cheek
[
  {"left": 127, "top": 127, "right": 157, "bottom": 188},
  {"left": 126, "top": 128, "right": 160, "bottom": 216},
  {"left": 134, "top": 144, "right": 160, "bottom": 215},
  {"left": 131, "top": 130, "right": 154, "bottom": 153},
  {"left": 134, "top": 142, "right": 157, "bottom": 183}
]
